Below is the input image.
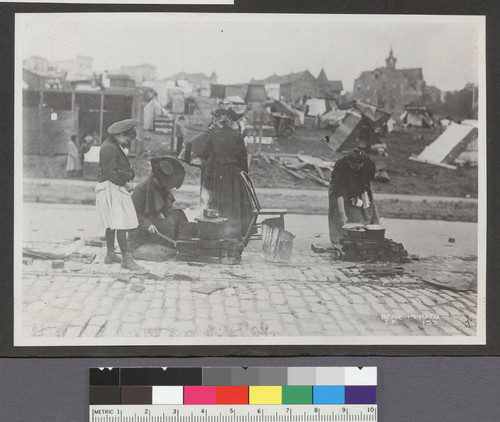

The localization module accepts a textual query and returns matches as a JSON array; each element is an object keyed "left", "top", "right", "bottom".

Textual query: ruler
[{"left": 89, "top": 405, "right": 378, "bottom": 422}]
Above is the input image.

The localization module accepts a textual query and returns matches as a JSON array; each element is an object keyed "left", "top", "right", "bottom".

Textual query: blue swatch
[{"left": 312, "top": 386, "right": 345, "bottom": 404}]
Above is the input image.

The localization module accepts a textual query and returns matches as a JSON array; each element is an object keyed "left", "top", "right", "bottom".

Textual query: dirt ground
[{"left": 23, "top": 125, "right": 478, "bottom": 198}]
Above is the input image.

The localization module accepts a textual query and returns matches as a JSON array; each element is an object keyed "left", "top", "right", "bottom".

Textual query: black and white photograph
[{"left": 14, "top": 13, "right": 486, "bottom": 347}]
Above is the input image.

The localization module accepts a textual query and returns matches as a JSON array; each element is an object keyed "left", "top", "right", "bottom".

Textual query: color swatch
[{"left": 89, "top": 367, "right": 377, "bottom": 405}]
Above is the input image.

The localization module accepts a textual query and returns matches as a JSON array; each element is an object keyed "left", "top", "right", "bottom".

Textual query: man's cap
[
  {"left": 107, "top": 119, "right": 139, "bottom": 135},
  {"left": 346, "top": 148, "right": 366, "bottom": 163},
  {"left": 151, "top": 156, "right": 185, "bottom": 189},
  {"left": 84, "top": 135, "right": 93, "bottom": 142}
]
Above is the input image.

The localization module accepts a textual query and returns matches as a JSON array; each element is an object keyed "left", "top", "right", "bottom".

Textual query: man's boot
[
  {"left": 121, "top": 252, "right": 147, "bottom": 273},
  {"left": 104, "top": 249, "right": 122, "bottom": 264}
]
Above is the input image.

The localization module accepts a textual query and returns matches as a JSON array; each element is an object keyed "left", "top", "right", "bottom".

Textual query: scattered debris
[
  {"left": 130, "top": 285, "right": 145, "bottom": 293},
  {"left": 311, "top": 243, "right": 327, "bottom": 253},
  {"left": 264, "top": 154, "right": 335, "bottom": 186},
  {"left": 52, "top": 260, "right": 65, "bottom": 269},
  {"left": 187, "top": 262, "right": 206, "bottom": 267},
  {"left": 374, "top": 169, "right": 390, "bottom": 182},
  {"left": 146, "top": 273, "right": 163, "bottom": 281},
  {"left": 220, "top": 257, "right": 241, "bottom": 265},
  {"left": 23, "top": 248, "right": 66, "bottom": 260},
  {"left": 23, "top": 257, "right": 33, "bottom": 265},
  {"left": 85, "top": 238, "right": 106, "bottom": 247},
  {"left": 116, "top": 275, "right": 131, "bottom": 283},
  {"left": 407, "top": 257, "right": 477, "bottom": 291},
  {"left": 191, "top": 285, "right": 228, "bottom": 295},
  {"left": 221, "top": 270, "right": 250, "bottom": 279},
  {"left": 370, "top": 143, "right": 388, "bottom": 155},
  {"left": 172, "top": 274, "right": 194, "bottom": 281},
  {"left": 359, "top": 264, "right": 405, "bottom": 277}
]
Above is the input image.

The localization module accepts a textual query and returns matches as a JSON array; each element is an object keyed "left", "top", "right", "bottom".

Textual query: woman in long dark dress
[
  {"left": 202, "top": 108, "right": 252, "bottom": 239},
  {"left": 328, "top": 148, "right": 380, "bottom": 248}
]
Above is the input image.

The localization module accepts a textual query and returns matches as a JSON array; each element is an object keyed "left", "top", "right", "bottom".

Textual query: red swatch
[{"left": 216, "top": 386, "right": 249, "bottom": 404}]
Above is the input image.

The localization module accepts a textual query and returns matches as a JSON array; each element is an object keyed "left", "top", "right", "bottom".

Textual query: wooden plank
[
  {"left": 278, "top": 164, "right": 306, "bottom": 179},
  {"left": 313, "top": 164, "right": 325, "bottom": 179},
  {"left": 284, "top": 161, "right": 308, "bottom": 170},
  {"left": 302, "top": 170, "right": 329, "bottom": 186},
  {"left": 409, "top": 156, "right": 457, "bottom": 170}
]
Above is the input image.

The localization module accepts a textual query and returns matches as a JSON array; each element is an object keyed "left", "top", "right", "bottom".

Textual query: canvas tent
[
  {"left": 409, "top": 122, "right": 478, "bottom": 169},
  {"left": 328, "top": 110, "right": 379, "bottom": 152},
  {"left": 401, "top": 106, "right": 433, "bottom": 128},
  {"left": 270, "top": 100, "right": 304, "bottom": 125},
  {"left": 355, "top": 101, "right": 391, "bottom": 129},
  {"left": 320, "top": 108, "right": 346, "bottom": 128},
  {"left": 143, "top": 96, "right": 170, "bottom": 131},
  {"left": 305, "top": 98, "right": 327, "bottom": 117}
]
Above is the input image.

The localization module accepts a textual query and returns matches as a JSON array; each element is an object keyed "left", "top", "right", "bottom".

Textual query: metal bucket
[
  {"left": 261, "top": 223, "right": 294, "bottom": 263},
  {"left": 364, "top": 224, "right": 386, "bottom": 240}
]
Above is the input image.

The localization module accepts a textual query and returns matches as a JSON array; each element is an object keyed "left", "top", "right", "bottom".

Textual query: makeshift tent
[
  {"left": 355, "top": 101, "right": 391, "bottom": 129},
  {"left": 270, "top": 100, "right": 304, "bottom": 125},
  {"left": 461, "top": 119, "right": 478, "bottom": 128},
  {"left": 401, "top": 107, "right": 433, "bottom": 128},
  {"left": 409, "top": 122, "right": 478, "bottom": 169},
  {"left": 328, "top": 110, "right": 379, "bottom": 152},
  {"left": 320, "top": 108, "right": 346, "bottom": 128},
  {"left": 223, "top": 96, "right": 246, "bottom": 105},
  {"left": 245, "top": 84, "right": 267, "bottom": 103},
  {"left": 305, "top": 98, "right": 327, "bottom": 116},
  {"left": 143, "top": 97, "right": 169, "bottom": 131}
]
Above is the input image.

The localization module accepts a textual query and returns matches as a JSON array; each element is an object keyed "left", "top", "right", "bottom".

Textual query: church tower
[{"left": 385, "top": 48, "right": 397, "bottom": 70}]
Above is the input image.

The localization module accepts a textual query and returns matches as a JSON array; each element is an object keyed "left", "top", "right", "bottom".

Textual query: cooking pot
[
  {"left": 343, "top": 224, "right": 366, "bottom": 240},
  {"left": 195, "top": 216, "right": 228, "bottom": 240},
  {"left": 364, "top": 224, "right": 386, "bottom": 240}
]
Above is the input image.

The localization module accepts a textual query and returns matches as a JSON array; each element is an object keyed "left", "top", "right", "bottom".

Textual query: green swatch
[{"left": 282, "top": 386, "right": 313, "bottom": 404}]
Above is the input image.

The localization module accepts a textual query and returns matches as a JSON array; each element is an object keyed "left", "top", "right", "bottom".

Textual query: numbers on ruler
[{"left": 90, "top": 405, "right": 377, "bottom": 422}]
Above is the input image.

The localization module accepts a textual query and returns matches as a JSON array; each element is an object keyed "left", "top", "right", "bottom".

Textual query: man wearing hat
[
  {"left": 328, "top": 148, "right": 381, "bottom": 248},
  {"left": 129, "top": 156, "right": 188, "bottom": 248},
  {"left": 95, "top": 118, "right": 145, "bottom": 272}
]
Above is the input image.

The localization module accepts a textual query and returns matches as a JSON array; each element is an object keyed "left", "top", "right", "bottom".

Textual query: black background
[
  {"left": 1, "top": 0, "right": 498, "bottom": 357},
  {"left": 1, "top": 1, "right": 500, "bottom": 421},
  {"left": 0, "top": 0, "right": 498, "bottom": 361}
]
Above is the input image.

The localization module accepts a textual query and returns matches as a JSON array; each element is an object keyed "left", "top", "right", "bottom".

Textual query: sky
[{"left": 17, "top": 13, "right": 483, "bottom": 92}]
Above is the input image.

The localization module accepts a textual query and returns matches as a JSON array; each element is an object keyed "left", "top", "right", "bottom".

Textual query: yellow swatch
[{"left": 249, "top": 386, "right": 282, "bottom": 404}]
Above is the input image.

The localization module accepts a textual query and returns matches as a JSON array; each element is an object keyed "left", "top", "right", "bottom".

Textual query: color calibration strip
[{"left": 89, "top": 367, "right": 377, "bottom": 405}]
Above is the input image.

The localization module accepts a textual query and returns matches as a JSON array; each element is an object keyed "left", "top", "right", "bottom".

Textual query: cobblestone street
[
  {"left": 20, "top": 245, "right": 478, "bottom": 343},
  {"left": 18, "top": 202, "right": 480, "bottom": 344}
]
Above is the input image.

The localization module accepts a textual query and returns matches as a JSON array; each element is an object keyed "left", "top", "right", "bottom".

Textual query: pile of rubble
[
  {"left": 264, "top": 154, "right": 335, "bottom": 186},
  {"left": 340, "top": 238, "right": 412, "bottom": 264}
]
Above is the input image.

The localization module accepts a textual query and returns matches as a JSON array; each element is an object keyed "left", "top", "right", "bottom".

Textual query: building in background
[
  {"left": 104, "top": 73, "right": 136, "bottom": 89},
  {"left": 352, "top": 49, "right": 426, "bottom": 115},
  {"left": 23, "top": 56, "right": 50, "bottom": 75},
  {"left": 251, "top": 69, "right": 343, "bottom": 104},
  {"left": 167, "top": 71, "right": 218, "bottom": 96},
  {"left": 23, "top": 55, "right": 69, "bottom": 89},
  {"left": 118, "top": 63, "right": 157, "bottom": 86},
  {"left": 48, "top": 55, "right": 94, "bottom": 84}
]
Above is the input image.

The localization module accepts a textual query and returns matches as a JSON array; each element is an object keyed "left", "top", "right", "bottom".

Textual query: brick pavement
[{"left": 20, "top": 242, "right": 478, "bottom": 341}]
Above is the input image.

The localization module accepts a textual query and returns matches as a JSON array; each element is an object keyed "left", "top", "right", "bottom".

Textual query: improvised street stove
[
  {"left": 341, "top": 223, "right": 412, "bottom": 263},
  {"left": 175, "top": 209, "right": 245, "bottom": 265}
]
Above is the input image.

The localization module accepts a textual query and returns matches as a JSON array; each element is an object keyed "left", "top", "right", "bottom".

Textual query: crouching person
[{"left": 129, "top": 157, "right": 188, "bottom": 251}]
